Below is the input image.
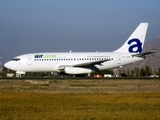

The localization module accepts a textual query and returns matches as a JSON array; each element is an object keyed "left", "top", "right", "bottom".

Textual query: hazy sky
[{"left": 0, "top": 0, "right": 160, "bottom": 64}]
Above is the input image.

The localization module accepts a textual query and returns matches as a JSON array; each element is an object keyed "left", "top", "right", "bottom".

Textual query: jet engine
[{"left": 58, "top": 66, "right": 92, "bottom": 74}]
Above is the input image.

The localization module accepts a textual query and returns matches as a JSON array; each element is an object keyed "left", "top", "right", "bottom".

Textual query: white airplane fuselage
[{"left": 5, "top": 52, "right": 144, "bottom": 74}]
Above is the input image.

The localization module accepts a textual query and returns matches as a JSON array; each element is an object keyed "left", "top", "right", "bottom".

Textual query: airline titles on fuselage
[{"left": 34, "top": 54, "right": 113, "bottom": 61}]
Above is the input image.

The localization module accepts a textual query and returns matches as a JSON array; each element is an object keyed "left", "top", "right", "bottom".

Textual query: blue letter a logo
[{"left": 128, "top": 39, "right": 142, "bottom": 53}]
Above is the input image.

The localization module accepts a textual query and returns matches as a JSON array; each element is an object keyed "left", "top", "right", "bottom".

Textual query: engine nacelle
[{"left": 64, "top": 67, "right": 92, "bottom": 74}]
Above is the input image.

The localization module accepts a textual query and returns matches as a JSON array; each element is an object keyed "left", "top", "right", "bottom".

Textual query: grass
[
  {"left": 69, "top": 84, "right": 117, "bottom": 87},
  {"left": 0, "top": 92, "right": 159, "bottom": 120}
]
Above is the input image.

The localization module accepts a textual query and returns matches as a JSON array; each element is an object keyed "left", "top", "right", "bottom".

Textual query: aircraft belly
[{"left": 24, "top": 63, "right": 53, "bottom": 72}]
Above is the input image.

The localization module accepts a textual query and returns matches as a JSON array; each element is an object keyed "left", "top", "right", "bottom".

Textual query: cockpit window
[{"left": 12, "top": 58, "right": 20, "bottom": 61}]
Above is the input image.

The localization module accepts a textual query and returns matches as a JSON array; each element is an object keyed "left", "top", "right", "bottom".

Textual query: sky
[{"left": 0, "top": 0, "right": 160, "bottom": 64}]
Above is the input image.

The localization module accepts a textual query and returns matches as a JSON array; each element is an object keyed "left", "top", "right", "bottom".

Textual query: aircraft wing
[
  {"left": 132, "top": 51, "right": 155, "bottom": 57},
  {"left": 73, "top": 59, "right": 110, "bottom": 67},
  {"left": 58, "top": 59, "right": 111, "bottom": 70}
]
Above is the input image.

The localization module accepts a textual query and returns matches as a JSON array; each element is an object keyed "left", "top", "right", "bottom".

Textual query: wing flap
[{"left": 73, "top": 59, "right": 110, "bottom": 67}]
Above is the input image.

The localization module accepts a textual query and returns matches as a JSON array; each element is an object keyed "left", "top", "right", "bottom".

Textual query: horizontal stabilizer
[{"left": 132, "top": 51, "right": 155, "bottom": 57}]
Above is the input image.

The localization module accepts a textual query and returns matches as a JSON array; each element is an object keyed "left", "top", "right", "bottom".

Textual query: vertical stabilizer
[{"left": 114, "top": 23, "right": 148, "bottom": 53}]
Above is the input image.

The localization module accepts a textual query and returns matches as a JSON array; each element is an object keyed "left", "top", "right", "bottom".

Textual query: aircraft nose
[
  {"left": 4, "top": 61, "right": 13, "bottom": 69},
  {"left": 4, "top": 60, "right": 21, "bottom": 71},
  {"left": 4, "top": 61, "right": 15, "bottom": 70}
]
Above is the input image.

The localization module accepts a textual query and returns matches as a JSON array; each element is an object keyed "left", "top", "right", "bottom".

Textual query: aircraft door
[
  {"left": 27, "top": 55, "right": 32, "bottom": 65},
  {"left": 117, "top": 55, "right": 121, "bottom": 64}
]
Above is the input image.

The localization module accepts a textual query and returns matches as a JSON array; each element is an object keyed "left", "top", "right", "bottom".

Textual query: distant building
[
  {"left": 7, "top": 73, "right": 15, "bottom": 77},
  {"left": 104, "top": 74, "right": 113, "bottom": 77}
]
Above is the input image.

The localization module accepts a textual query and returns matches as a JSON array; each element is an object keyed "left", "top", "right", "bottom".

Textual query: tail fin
[{"left": 114, "top": 23, "right": 148, "bottom": 53}]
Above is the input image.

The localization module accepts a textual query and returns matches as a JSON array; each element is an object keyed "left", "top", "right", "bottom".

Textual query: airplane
[{"left": 4, "top": 23, "right": 154, "bottom": 77}]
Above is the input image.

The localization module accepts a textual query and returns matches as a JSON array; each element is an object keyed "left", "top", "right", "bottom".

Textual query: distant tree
[
  {"left": 2, "top": 67, "right": 16, "bottom": 77},
  {"left": 122, "top": 69, "right": 126, "bottom": 74},
  {"left": 134, "top": 67, "right": 139, "bottom": 77},
  {"left": 140, "top": 68, "right": 146, "bottom": 76},
  {"left": 153, "top": 69, "right": 157, "bottom": 75},
  {"left": 149, "top": 66, "right": 153, "bottom": 75},
  {"left": 145, "top": 66, "right": 150, "bottom": 76},
  {"left": 158, "top": 68, "right": 160, "bottom": 76},
  {"left": 119, "top": 70, "right": 122, "bottom": 76},
  {"left": 131, "top": 69, "right": 134, "bottom": 77},
  {"left": 127, "top": 69, "right": 130, "bottom": 76},
  {"left": 0, "top": 67, "right": 6, "bottom": 77}
]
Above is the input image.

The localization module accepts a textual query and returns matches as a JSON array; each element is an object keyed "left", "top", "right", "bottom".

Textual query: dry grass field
[{"left": 0, "top": 79, "right": 159, "bottom": 120}]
